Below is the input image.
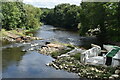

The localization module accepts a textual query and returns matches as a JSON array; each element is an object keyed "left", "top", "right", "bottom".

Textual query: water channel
[{"left": 2, "top": 25, "right": 100, "bottom": 78}]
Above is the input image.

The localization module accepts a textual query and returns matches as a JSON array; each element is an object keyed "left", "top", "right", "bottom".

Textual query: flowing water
[{"left": 1, "top": 25, "right": 100, "bottom": 78}]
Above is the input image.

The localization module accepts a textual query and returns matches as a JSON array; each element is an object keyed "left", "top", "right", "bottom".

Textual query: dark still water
[{"left": 2, "top": 25, "right": 100, "bottom": 78}]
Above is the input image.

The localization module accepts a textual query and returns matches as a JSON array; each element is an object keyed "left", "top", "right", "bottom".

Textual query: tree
[
  {"left": 1, "top": 2, "right": 42, "bottom": 30},
  {"left": 2, "top": 2, "right": 22, "bottom": 30},
  {"left": 41, "top": 2, "right": 120, "bottom": 41},
  {"left": 42, "top": 3, "right": 81, "bottom": 30}
]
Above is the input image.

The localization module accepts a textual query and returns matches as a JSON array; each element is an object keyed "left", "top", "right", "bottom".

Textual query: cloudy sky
[{"left": 23, "top": 0, "right": 82, "bottom": 8}]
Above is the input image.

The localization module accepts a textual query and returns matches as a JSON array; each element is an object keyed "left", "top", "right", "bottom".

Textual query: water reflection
[
  {"left": 2, "top": 51, "right": 78, "bottom": 78},
  {"left": 2, "top": 47, "right": 25, "bottom": 72}
]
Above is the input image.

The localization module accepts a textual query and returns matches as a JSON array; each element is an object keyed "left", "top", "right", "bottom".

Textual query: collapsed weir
[
  {"left": 43, "top": 43, "right": 120, "bottom": 79},
  {"left": 80, "top": 44, "right": 120, "bottom": 67},
  {"left": 56, "top": 44, "right": 120, "bottom": 67}
]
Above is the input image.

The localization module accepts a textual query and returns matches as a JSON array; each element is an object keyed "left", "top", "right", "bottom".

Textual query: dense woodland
[{"left": 1, "top": 1, "right": 120, "bottom": 42}]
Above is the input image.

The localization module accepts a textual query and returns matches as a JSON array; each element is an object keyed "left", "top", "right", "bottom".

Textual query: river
[{"left": 2, "top": 25, "right": 100, "bottom": 78}]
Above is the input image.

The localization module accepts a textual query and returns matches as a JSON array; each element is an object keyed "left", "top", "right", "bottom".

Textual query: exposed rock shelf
[{"left": 1, "top": 29, "right": 43, "bottom": 42}]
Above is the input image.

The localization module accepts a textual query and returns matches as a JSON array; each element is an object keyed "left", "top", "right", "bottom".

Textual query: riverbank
[{"left": 0, "top": 29, "right": 42, "bottom": 42}]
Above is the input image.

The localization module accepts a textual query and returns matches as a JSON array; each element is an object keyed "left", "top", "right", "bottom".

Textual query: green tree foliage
[
  {"left": 80, "top": 2, "right": 120, "bottom": 41},
  {"left": 1, "top": 2, "right": 120, "bottom": 42},
  {"left": 42, "top": 2, "right": 120, "bottom": 41},
  {"left": 105, "top": 2, "right": 120, "bottom": 41},
  {"left": 0, "top": 2, "right": 3, "bottom": 28},
  {"left": 24, "top": 4, "right": 42, "bottom": 29},
  {"left": 2, "top": 2, "right": 22, "bottom": 30},
  {"left": 80, "top": 3, "right": 106, "bottom": 37},
  {"left": 1, "top": 2, "right": 42, "bottom": 30},
  {"left": 42, "top": 4, "right": 81, "bottom": 30},
  {"left": 41, "top": 8, "right": 54, "bottom": 25},
  {"left": 40, "top": 8, "right": 51, "bottom": 23}
]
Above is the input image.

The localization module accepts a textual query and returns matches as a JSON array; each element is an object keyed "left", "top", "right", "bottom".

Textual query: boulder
[
  {"left": 46, "top": 63, "right": 50, "bottom": 66},
  {"left": 32, "top": 37, "right": 43, "bottom": 40},
  {"left": 28, "top": 48, "right": 34, "bottom": 51},
  {"left": 47, "top": 43, "right": 64, "bottom": 48},
  {"left": 22, "top": 49, "right": 27, "bottom": 52},
  {"left": 57, "top": 54, "right": 69, "bottom": 58},
  {"left": 16, "top": 37, "right": 22, "bottom": 42},
  {"left": 111, "top": 74, "right": 119, "bottom": 78},
  {"left": 115, "top": 70, "right": 120, "bottom": 74},
  {"left": 52, "top": 63, "right": 59, "bottom": 69}
]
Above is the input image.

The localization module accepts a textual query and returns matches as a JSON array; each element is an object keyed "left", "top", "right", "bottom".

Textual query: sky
[{"left": 23, "top": 0, "right": 82, "bottom": 8}]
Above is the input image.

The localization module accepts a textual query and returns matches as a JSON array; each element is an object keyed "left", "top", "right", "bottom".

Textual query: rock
[
  {"left": 70, "top": 62, "right": 72, "bottom": 64},
  {"left": 95, "top": 69, "right": 100, "bottom": 73},
  {"left": 15, "top": 36, "right": 32, "bottom": 42},
  {"left": 66, "top": 65, "right": 69, "bottom": 67},
  {"left": 78, "top": 73, "right": 81, "bottom": 76},
  {"left": 31, "top": 44, "right": 35, "bottom": 47},
  {"left": 35, "top": 37, "right": 39, "bottom": 40},
  {"left": 59, "top": 65, "right": 63, "bottom": 69},
  {"left": 63, "top": 64, "right": 65, "bottom": 66},
  {"left": 109, "top": 76, "right": 114, "bottom": 80},
  {"left": 39, "top": 46, "right": 60, "bottom": 55},
  {"left": 23, "top": 36, "right": 43, "bottom": 41},
  {"left": 103, "top": 77, "right": 107, "bottom": 79},
  {"left": 26, "top": 36, "right": 31, "bottom": 38},
  {"left": 32, "top": 37, "right": 36, "bottom": 40},
  {"left": 111, "top": 74, "right": 119, "bottom": 78},
  {"left": 91, "top": 68, "right": 95, "bottom": 71},
  {"left": 95, "top": 75, "right": 98, "bottom": 78},
  {"left": 23, "top": 36, "right": 31, "bottom": 41},
  {"left": 31, "top": 43, "right": 39, "bottom": 47},
  {"left": 45, "top": 42, "right": 51, "bottom": 45},
  {"left": 22, "top": 49, "right": 27, "bottom": 52},
  {"left": 46, "top": 63, "right": 50, "bottom": 66},
  {"left": 57, "top": 54, "right": 69, "bottom": 58},
  {"left": 22, "top": 42, "right": 31, "bottom": 45},
  {"left": 115, "top": 70, "right": 120, "bottom": 74},
  {"left": 29, "top": 48, "right": 34, "bottom": 51},
  {"left": 52, "top": 63, "right": 59, "bottom": 69},
  {"left": 47, "top": 43, "right": 63, "bottom": 48},
  {"left": 86, "top": 73, "right": 91, "bottom": 75},
  {"left": 16, "top": 37, "right": 22, "bottom": 42},
  {"left": 48, "top": 62, "right": 53, "bottom": 66},
  {"left": 72, "top": 68, "right": 76, "bottom": 71},
  {"left": 64, "top": 66, "right": 67, "bottom": 69}
]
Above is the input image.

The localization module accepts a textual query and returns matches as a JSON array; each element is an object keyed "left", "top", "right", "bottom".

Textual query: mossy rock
[{"left": 70, "top": 53, "right": 81, "bottom": 60}]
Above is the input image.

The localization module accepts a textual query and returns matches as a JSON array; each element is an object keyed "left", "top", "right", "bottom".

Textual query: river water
[{"left": 2, "top": 25, "right": 100, "bottom": 78}]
